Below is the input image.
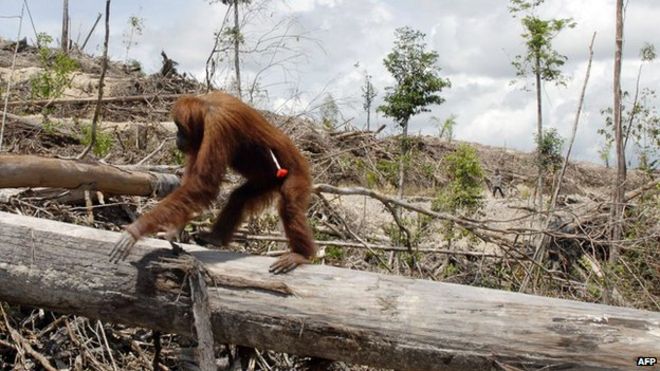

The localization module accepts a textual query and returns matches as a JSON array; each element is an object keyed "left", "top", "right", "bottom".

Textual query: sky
[{"left": 1, "top": 0, "right": 659, "bottom": 165}]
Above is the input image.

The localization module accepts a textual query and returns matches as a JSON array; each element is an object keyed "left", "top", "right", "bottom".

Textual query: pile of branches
[
  {"left": 0, "top": 307, "right": 334, "bottom": 370},
  {"left": 0, "top": 307, "right": 179, "bottom": 370}
]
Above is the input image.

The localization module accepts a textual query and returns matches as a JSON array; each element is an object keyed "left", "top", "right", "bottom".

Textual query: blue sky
[{"left": 1, "top": 0, "right": 659, "bottom": 165}]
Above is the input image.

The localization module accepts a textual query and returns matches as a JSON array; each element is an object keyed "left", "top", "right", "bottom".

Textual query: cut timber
[
  {"left": 0, "top": 211, "right": 658, "bottom": 370},
  {"left": 0, "top": 154, "right": 179, "bottom": 197}
]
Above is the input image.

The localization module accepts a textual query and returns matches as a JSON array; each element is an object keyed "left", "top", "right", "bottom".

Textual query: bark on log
[
  {"left": 0, "top": 154, "right": 179, "bottom": 197},
  {"left": 0, "top": 212, "right": 658, "bottom": 370}
]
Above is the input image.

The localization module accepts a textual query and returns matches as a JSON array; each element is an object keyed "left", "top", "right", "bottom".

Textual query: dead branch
[
  {"left": 80, "top": 12, "right": 102, "bottom": 51},
  {"left": 314, "top": 183, "right": 526, "bottom": 246},
  {"left": 248, "top": 234, "right": 501, "bottom": 257},
  {"left": 1, "top": 306, "right": 58, "bottom": 371}
]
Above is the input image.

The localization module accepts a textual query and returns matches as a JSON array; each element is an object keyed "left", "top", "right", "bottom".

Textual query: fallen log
[
  {"left": 5, "top": 93, "right": 183, "bottom": 107},
  {"left": 0, "top": 154, "right": 179, "bottom": 197},
  {"left": 0, "top": 211, "right": 658, "bottom": 370}
]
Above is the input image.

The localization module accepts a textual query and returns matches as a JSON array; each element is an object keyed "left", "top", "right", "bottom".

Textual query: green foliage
[
  {"left": 433, "top": 145, "right": 484, "bottom": 247},
  {"left": 222, "top": 26, "right": 245, "bottom": 45},
  {"left": 378, "top": 27, "right": 450, "bottom": 126},
  {"left": 35, "top": 33, "right": 52, "bottom": 55},
  {"left": 598, "top": 88, "right": 659, "bottom": 169},
  {"left": 585, "top": 278, "right": 603, "bottom": 298},
  {"left": 361, "top": 71, "right": 377, "bottom": 129},
  {"left": 365, "top": 170, "right": 379, "bottom": 189},
  {"left": 215, "top": 0, "right": 252, "bottom": 6},
  {"left": 320, "top": 94, "right": 339, "bottom": 130},
  {"left": 610, "top": 192, "right": 660, "bottom": 309},
  {"left": 80, "top": 125, "right": 114, "bottom": 157},
  {"left": 519, "top": 185, "right": 532, "bottom": 200},
  {"left": 383, "top": 221, "right": 405, "bottom": 246},
  {"left": 383, "top": 214, "right": 431, "bottom": 248},
  {"left": 640, "top": 42, "right": 656, "bottom": 62},
  {"left": 376, "top": 159, "right": 399, "bottom": 186},
  {"left": 325, "top": 245, "right": 345, "bottom": 260},
  {"left": 420, "top": 162, "right": 435, "bottom": 180},
  {"left": 404, "top": 251, "right": 421, "bottom": 267},
  {"left": 535, "top": 128, "right": 564, "bottom": 173},
  {"left": 42, "top": 117, "right": 59, "bottom": 135},
  {"left": 442, "top": 262, "right": 459, "bottom": 278},
  {"left": 598, "top": 140, "right": 612, "bottom": 168},
  {"left": 30, "top": 33, "right": 79, "bottom": 100},
  {"left": 123, "top": 15, "right": 145, "bottom": 63},
  {"left": 374, "top": 148, "right": 436, "bottom": 188},
  {"left": 508, "top": 0, "right": 545, "bottom": 13},
  {"left": 432, "top": 144, "right": 484, "bottom": 214},
  {"left": 127, "top": 59, "right": 143, "bottom": 72},
  {"left": 638, "top": 152, "right": 656, "bottom": 175},
  {"left": 172, "top": 147, "right": 185, "bottom": 165},
  {"left": 378, "top": 26, "right": 450, "bottom": 195},
  {"left": 510, "top": 1, "right": 575, "bottom": 86},
  {"left": 434, "top": 114, "right": 457, "bottom": 142}
]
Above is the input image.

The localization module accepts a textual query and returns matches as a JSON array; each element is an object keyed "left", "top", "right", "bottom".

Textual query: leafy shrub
[
  {"left": 80, "top": 125, "right": 114, "bottom": 157},
  {"left": 432, "top": 144, "right": 484, "bottom": 214},
  {"left": 30, "top": 33, "right": 79, "bottom": 99},
  {"left": 535, "top": 128, "right": 564, "bottom": 173}
]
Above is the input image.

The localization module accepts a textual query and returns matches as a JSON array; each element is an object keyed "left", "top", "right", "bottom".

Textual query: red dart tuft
[{"left": 276, "top": 168, "right": 289, "bottom": 178}]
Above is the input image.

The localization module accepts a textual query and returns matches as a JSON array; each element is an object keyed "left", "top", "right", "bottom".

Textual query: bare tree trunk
[
  {"left": 361, "top": 103, "right": 372, "bottom": 227},
  {"left": 534, "top": 54, "right": 543, "bottom": 212},
  {"left": 610, "top": 0, "right": 625, "bottom": 262},
  {"left": 397, "top": 118, "right": 409, "bottom": 200},
  {"left": 366, "top": 104, "right": 371, "bottom": 131},
  {"left": 61, "top": 0, "right": 70, "bottom": 53},
  {"left": 233, "top": 0, "right": 242, "bottom": 99},
  {"left": 80, "top": 13, "right": 102, "bottom": 51},
  {"left": 519, "top": 54, "right": 545, "bottom": 292},
  {"left": 550, "top": 32, "right": 596, "bottom": 207},
  {"left": 78, "top": 0, "right": 111, "bottom": 159}
]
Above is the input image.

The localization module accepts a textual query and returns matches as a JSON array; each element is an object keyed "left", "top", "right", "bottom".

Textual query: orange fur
[{"left": 126, "top": 92, "right": 316, "bottom": 261}]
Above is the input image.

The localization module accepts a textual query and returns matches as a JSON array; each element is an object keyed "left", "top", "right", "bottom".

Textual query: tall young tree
[
  {"left": 610, "top": 0, "right": 624, "bottom": 263},
  {"left": 220, "top": 0, "right": 250, "bottom": 99},
  {"left": 379, "top": 27, "right": 450, "bottom": 198},
  {"left": 361, "top": 72, "right": 377, "bottom": 131},
  {"left": 510, "top": 0, "right": 575, "bottom": 211}
]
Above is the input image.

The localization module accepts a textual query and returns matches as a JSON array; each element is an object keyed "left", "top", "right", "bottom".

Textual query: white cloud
[
  {"left": 1, "top": 0, "right": 658, "bottom": 165},
  {"left": 281, "top": 0, "right": 316, "bottom": 13}
]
